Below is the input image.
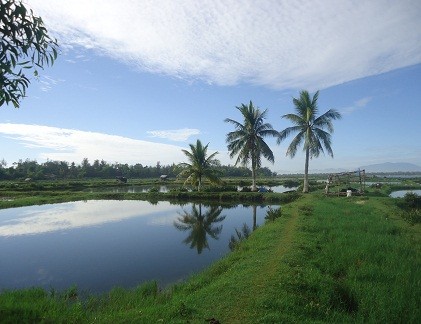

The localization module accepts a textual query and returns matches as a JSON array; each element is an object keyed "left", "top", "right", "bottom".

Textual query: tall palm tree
[
  {"left": 225, "top": 101, "right": 279, "bottom": 191},
  {"left": 178, "top": 139, "right": 221, "bottom": 191},
  {"left": 278, "top": 90, "right": 341, "bottom": 193},
  {"left": 174, "top": 204, "right": 226, "bottom": 254}
]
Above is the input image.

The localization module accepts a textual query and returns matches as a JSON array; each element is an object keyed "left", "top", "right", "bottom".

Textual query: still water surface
[
  {"left": 0, "top": 200, "right": 277, "bottom": 293},
  {"left": 389, "top": 189, "right": 421, "bottom": 198},
  {"left": 85, "top": 184, "right": 296, "bottom": 193}
]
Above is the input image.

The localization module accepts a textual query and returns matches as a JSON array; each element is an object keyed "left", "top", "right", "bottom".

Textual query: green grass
[{"left": 1, "top": 193, "right": 419, "bottom": 323}]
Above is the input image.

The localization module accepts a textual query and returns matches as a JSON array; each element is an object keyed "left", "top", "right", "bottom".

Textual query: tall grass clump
[{"left": 395, "top": 192, "right": 421, "bottom": 224}]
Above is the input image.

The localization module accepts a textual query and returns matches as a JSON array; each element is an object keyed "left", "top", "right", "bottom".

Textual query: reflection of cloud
[
  {"left": 340, "top": 96, "right": 372, "bottom": 114},
  {"left": 147, "top": 128, "right": 200, "bottom": 141},
  {"left": 0, "top": 200, "right": 177, "bottom": 237},
  {"left": 147, "top": 215, "right": 177, "bottom": 226},
  {"left": 27, "top": 0, "right": 421, "bottom": 90}
]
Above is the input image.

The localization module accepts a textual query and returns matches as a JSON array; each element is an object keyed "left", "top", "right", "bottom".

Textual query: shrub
[
  {"left": 283, "top": 179, "right": 300, "bottom": 188},
  {"left": 403, "top": 192, "right": 421, "bottom": 209},
  {"left": 401, "top": 209, "right": 421, "bottom": 225},
  {"left": 265, "top": 206, "right": 282, "bottom": 221}
]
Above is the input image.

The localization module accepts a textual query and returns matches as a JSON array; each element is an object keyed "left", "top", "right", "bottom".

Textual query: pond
[
  {"left": 0, "top": 200, "right": 278, "bottom": 294},
  {"left": 263, "top": 185, "right": 298, "bottom": 193},
  {"left": 86, "top": 184, "right": 297, "bottom": 193},
  {"left": 84, "top": 185, "right": 174, "bottom": 193},
  {"left": 389, "top": 189, "right": 421, "bottom": 198}
]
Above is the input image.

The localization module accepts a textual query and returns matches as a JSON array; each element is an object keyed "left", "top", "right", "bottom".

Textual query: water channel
[{"left": 0, "top": 200, "right": 279, "bottom": 294}]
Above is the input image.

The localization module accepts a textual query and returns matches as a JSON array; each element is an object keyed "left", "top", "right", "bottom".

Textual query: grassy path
[{"left": 224, "top": 201, "right": 300, "bottom": 322}]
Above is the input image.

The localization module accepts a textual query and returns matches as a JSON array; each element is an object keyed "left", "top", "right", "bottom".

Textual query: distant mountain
[
  {"left": 276, "top": 162, "right": 421, "bottom": 174},
  {"left": 309, "top": 168, "right": 348, "bottom": 174},
  {"left": 359, "top": 162, "right": 421, "bottom": 173}
]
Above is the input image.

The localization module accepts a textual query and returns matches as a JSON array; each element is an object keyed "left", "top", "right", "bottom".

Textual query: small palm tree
[
  {"left": 178, "top": 139, "right": 221, "bottom": 191},
  {"left": 278, "top": 90, "right": 341, "bottom": 193},
  {"left": 225, "top": 101, "right": 279, "bottom": 191}
]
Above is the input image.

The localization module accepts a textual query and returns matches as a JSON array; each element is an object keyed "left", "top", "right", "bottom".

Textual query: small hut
[{"left": 325, "top": 169, "right": 366, "bottom": 196}]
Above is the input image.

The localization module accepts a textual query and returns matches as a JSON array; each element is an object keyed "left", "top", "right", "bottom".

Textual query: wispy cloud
[
  {"left": 340, "top": 96, "right": 372, "bottom": 114},
  {"left": 147, "top": 128, "right": 200, "bottom": 141},
  {"left": 26, "top": 0, "right": 421, "bottom": 91},
  {"left": 0, "top": 123, "right": 203, "bottom": 165},
  {"left": 38, "top": 75, "right": 64, "bottom": 92}
]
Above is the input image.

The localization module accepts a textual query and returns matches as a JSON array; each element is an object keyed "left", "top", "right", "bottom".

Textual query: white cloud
[
  {"left": 147, "top": 128, "right": 200, "bottom": 141},
  {"left": 0, "top": 123, "right": 231, "bottom": 167},
  {"left": 26, "top": 0, "right": 421, "bottom": 91},
  {"left": 0, "top": 123, "right": 197, "bottom": 165},
  {"left": 340, "top": 96, "right": 372, "bottom": 114}
]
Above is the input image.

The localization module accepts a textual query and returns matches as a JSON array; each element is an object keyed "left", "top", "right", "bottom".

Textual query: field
[{"left": 0, "top": 178, "right": 420, "bottom": 323}]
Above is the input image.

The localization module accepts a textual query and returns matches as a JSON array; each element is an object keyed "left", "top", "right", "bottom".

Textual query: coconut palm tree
[
  {"left": 278, "top": 90, "right": 341, "bottom": 193},
  {"left": 174, "top": 204, "right": 226, "bottom": 254},
  {"left": 225, "top": 101, "right": 279, "bottom": 191},
  {"left": 178, "top": 139, "right": 221, "bottom": 191}
]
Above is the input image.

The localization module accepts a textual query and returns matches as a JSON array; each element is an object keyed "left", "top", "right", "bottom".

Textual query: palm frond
[
  {"left": 277, "top": 125, "right": 302, "bottom": 144},
  {"left": 314, "top": 128, "right": 334, "bottom": 157},
  {"left": 286, "top": 131, "right": 305, "bottom": 158}
]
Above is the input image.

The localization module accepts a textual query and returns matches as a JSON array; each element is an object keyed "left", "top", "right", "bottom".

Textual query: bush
[
  {"left": 403, "top": 192, "right": 421, "bottom": 209},
  {"left": 201, "top": 185, "right": 237, "bottom": 193},
  {"left": 283, "top": 179, "right": 300, "bottom": 188},
  {"left": 265, "top": 206, "right": 282, "bottom": 222},
  {"left": 401, "top": 209, "right": 421, "bottom": 225}
]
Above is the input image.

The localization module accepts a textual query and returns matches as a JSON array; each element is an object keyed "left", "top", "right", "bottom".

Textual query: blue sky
[{"left": 1, "top": 0, "right": 420, "bottom": 173}]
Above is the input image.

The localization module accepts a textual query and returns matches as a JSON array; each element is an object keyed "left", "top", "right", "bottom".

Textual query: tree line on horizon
[{"left": 0, "top": 157, "right": 275, "bottom": 181}]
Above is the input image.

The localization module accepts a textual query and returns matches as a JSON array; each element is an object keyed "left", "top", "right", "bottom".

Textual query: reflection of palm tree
[
  {"left": 252, "top": 205, "right": 257, "bottom": 230},
  {"left": 229, "top": 223, "right": 251, "bottom": 251},
  {"left": 229, "top": 205, "right": 258, "bottom": 251},
  {"left": 174, "top": 204, "right": 226, "bottom": 254}
]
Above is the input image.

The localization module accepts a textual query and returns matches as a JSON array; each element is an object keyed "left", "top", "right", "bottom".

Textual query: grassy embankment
[{"left": 1, "top": 192, "right": 419, "bottom": 323}]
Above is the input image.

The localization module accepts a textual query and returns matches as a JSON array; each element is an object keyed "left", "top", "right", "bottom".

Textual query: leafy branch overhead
[{"left": 0, "top": 0, "right": 58, "bottom": 108}]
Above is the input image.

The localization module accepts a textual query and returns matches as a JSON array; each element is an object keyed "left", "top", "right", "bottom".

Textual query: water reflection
[
  {"left": 390, "top": 189, "right": 421, "bottom": 198},
  {"left": 174, "top": 204, "right": 226, "bottom": 254},
  {"left": 0, "top": 201, "right": 279, "bottom": 293},
  {"left": 228, "top": 205, "right": 259, "bottom": 250},
  {"left": 0, "top": 200, "right": 176, "bottom": 237},
  {"left": 229, "top": 223, "right": 252, "bottom": 251}
]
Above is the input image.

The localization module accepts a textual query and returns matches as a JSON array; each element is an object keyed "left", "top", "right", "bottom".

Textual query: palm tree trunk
[
  {"left": 251, "top": 159, "right": 257, "bottom": 191},
  {"left": 303, "top": 148, "right": 310, "bottom": 193}
]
